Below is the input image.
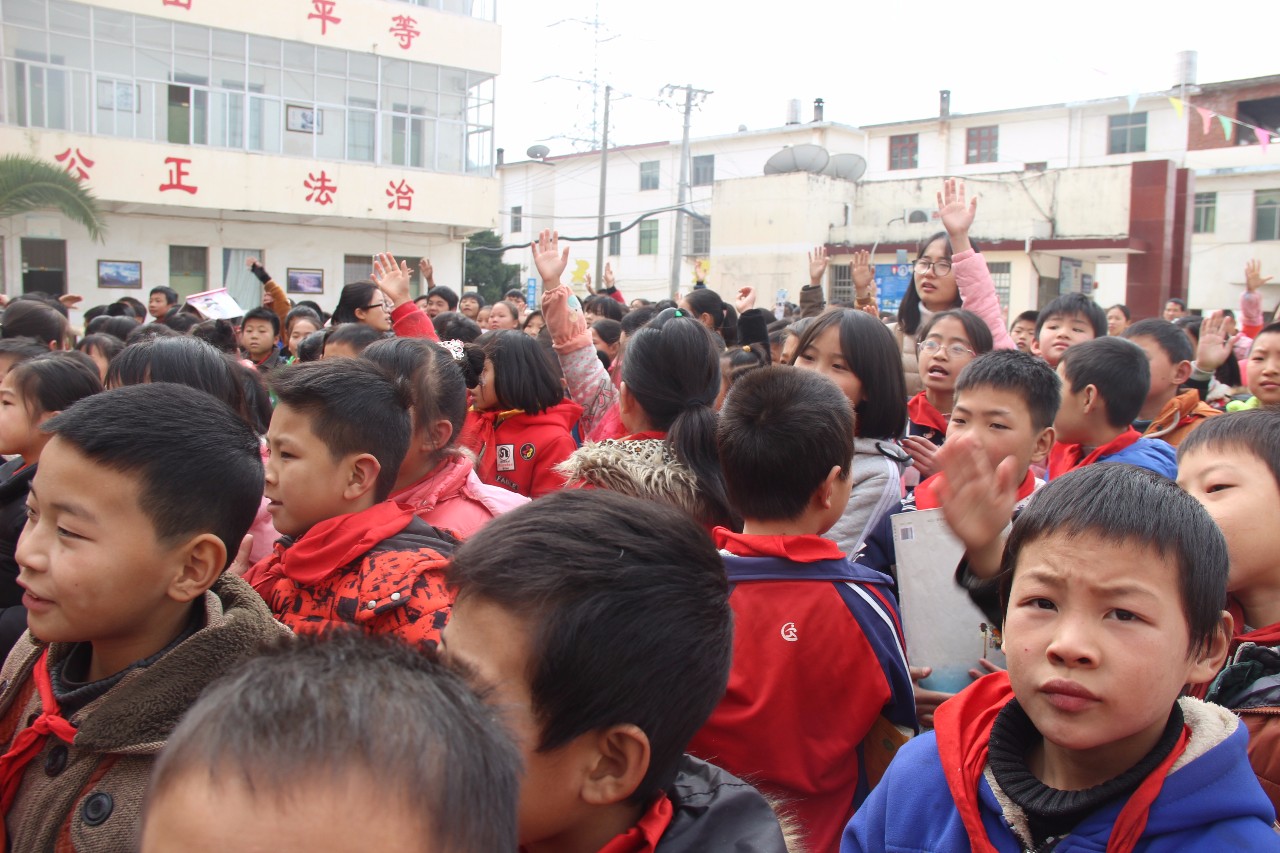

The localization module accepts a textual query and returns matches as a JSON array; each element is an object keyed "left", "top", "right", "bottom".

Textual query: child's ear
[
  {"left": 1187, "top": 610, "right": 1234, "bottom": 685},
  {"left": 168, "top": 533, "right": 227, "bottom": 602},
  {"left": 34, "top": 409, "right": 61, "bottom": 428},
  {"left": 423, "top": 418, "right": 454, "bottom": 454},
  {"left": 580, "top": 724, "right": 651, "bottom": 807},
  {"left": 344, "top": 454, "right": 383, "bottom": 501},
  {"left": 1030, "top": 426, "right": 1055, "bottom": 465},
  {"left": 1080, "top": 384, "right": 1100, "bottom": 414},
  {"left": 1173, "top": 359, "right": 1193, "bottom": 386},
  {"left": 814, "top": 465, "right": 844, "bottom": 510}
]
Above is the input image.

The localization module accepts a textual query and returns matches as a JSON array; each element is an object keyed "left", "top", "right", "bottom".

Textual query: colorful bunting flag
[
  {"left": 1196, "top": 107, "right": 1214, "bottom": 135},
  {"left": 1256, "top": 127, "right": 1272, "bottom": 155},
  {"left": 1127, "top": 92, "right": 1140, "bottom": 113},
  {"left": 1167, "top": 96, "right": 1185, "bottom": 119},
  {"left": 1218, "top": 114, "right": 1233, "bottom": 140}
]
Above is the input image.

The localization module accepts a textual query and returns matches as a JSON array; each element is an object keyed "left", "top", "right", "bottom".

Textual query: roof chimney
[
  {"left": 496, "top": 147, "right": 504, "bottom": 166},
  {"left": 939, "top": 90, "right": 951, "bottom": 119},
  {"left": 813, "top": 98, "right": 824, "bottom": 122},
  {"left": 786, "top": 99, "right": 801, "bottom": 125}
]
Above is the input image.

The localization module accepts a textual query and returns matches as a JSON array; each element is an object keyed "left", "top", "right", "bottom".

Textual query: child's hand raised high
[
  {"left": 935, "top": 434, "right": 1021, "bottom": 580},
  {"left": 533, "top": 229, "right": 570, "bottom": 287},
  {"left": 937, "top": 178, "right": 976, "bottom": 254},
  {"left": 1195, "top": 310, "right": 1240, "bottom": 372},
  {"left": 372, "top": 252, "right": 413, "bottom": 308}
]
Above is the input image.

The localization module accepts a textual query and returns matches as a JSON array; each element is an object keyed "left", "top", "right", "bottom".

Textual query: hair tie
[
  {"left": 439, "top": 340, "right": 466, "bottom": 362},
  {"left": 741, "top": 345, "right": 751, "bottom": 352},
  {"left": 673, "top": 309, "right": 684, "bottom": 318}
]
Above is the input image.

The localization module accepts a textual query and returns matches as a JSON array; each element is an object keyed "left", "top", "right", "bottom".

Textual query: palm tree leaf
[{"left": 0, "top": 154, "right": 107, "bottom": 242}]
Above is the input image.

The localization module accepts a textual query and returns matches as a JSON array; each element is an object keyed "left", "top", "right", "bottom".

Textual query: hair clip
[
  {"left": 742, "top": 345, "right": 751, "bottom": 352},
  {"left": 673, "top": 309, "right": 684, "bottom": 317},
  {"left": 439, "top": 340, "right": 466, "bottom": 362}
]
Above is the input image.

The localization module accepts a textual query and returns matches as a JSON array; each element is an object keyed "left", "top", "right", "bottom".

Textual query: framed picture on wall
[
  {"left": 286, "top": 268, "right": 325, "bottom": 294},
  {"left": 286, "top": 105, "right": 322, "bottom": 134},
  {"left": 98, "top": 260, "right": 142, "bottom": 289}
]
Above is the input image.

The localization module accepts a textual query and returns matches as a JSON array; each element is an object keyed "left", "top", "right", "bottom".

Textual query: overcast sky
[{"left": 493, "top": 1, "right": 1276, "bottom": 158}]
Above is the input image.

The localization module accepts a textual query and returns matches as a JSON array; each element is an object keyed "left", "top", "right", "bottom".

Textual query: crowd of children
[{"left": 0, "top": 175, "right": 1276, "bottom": 851}]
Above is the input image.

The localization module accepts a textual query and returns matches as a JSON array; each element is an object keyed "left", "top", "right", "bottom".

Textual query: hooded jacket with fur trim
[{"left": 557, "top": 438, "right": 709, "bottom": 525}]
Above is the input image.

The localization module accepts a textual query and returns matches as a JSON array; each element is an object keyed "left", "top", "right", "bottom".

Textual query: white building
[{"left": 1, "top": 0, "right": 500, "bottom": 313}]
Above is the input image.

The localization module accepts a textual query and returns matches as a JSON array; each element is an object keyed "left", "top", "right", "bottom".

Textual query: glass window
[
  {"left": 134, "top": 17, "right": 170, "bottom": 49},
  {"left": 1256, "top": 190, "right": 1280, "bottom": 241},
  {"left": 316, "top": 47, "right": 346, "bottom": 76},
  {"left": 49, "top": 34, "right": 89, "bottom": 69},
  {"left": 966, "top": 125, "right": 998, "bottom": 164},
  {"left": 639, "top": 220, "right": 659, "bottom": 255},
  {"left": 987, "top": 261, "right": 1012, "bottom": 310},
  {"left": 639, "top": 160, "right": 659, "bottom": 191},
  {"left": 608, "top": 221, "right": 622, "bottom": 256},
  {"left": 347, "top": 110, "right": 375, "bottom": 161},
  {"left": 212, "top": 30, "right": 244, "bottom": 60},
  {"left": 510, "top": 205, "right": 523, "bottom": 233},
  {"left": 93, "top": 8, "right": 131, "bottom": 44},
  {"left": 248, "top": 36, "right": 281, "bottom": 66},
  {"left": 691, "top": 154, "right": 714, "bottom": 186},
  {"left": 1193, "top": 193, "right": 1216, "bottom": 234},
  {"left": 174, "top": 23, "right": 208, "bottom": 55},
  {"left": 890, "top": 134, "right": 918, "bottom": 170},
  {"left": 1108, "top": 113, "right": 1147, "bottom": 155},
  {"left": 830, "top": 264, "right": 851, "bottom": 302},
  {"left": 689, "top": 217, "right": 710, "bottom": 255},
  {"left": 169, "top": 245, "right": 208, "bottom": 296},
  {"left": 49, "top": 1, "right": 90, "bottom": 36},
  {"left": 4, "top": 0, "right": 46, "bottom": 27},
  {"left": 282, "top": 42, "right": 314, "bottom": 72}
]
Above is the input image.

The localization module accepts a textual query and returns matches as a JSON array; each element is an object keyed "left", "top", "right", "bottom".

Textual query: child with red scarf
[
  {"left": 845, "top": 465, "right": 1278, "bottom": 852},
  {"left": 689, "top": 366, "right": 915, "bottom": 853},
  {"left": 244, "top": 360, "right": 454, "bottom": 647},
  {"left": 1181, "top": 410, "right": 1280, "bottom": 813}
]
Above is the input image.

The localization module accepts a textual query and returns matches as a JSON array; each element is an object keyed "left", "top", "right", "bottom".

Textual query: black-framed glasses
[
  {"left": 364, "top": 301, "right": 391, "bottom": 311},
  {"left": 914, "top": 259, "right": 953, "bottom": 275},
  {"left": 917, "top": 340, "right": 975, "bottom": 358}
]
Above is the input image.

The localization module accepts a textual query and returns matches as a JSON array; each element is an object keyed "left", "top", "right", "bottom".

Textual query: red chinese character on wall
[
  {"left": 389, "top": 15, "right": 420, "bottom": 49},
  {"left": 307, "top": 0, "right": 341, "bottom": 35},
  {"left": 304, "top": 171, "right": 337, "bottom": 205},
  {"left": 54, "top": 148, "right": 94, "bottom": 181},
  {"left": 161, "top": 0, "right": 192, "bottom": 8},
  {"left": 385, "top": 180, "right": 414, "bottom": 211},
  {"left": 159, "top": 157, "right": 198, "bottom": 194}
]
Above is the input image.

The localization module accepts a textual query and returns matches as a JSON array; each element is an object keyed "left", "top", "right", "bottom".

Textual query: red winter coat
[{"left": 460, "top": 401, "right": 582, "bottom": 498}]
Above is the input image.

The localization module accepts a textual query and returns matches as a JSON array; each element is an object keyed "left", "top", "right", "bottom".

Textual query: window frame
[
  {"left": 639, "top": 160, "right": 659, "bottom": 191},
  {"left": 691, "top": 154, "right": 714, "bottom": 187},
  {"left": 607, "top": 220, "right": 622, "bottom": 257},
  {"left": 510, "top": 205, "right": 522, "bottom": 234},
  {"left": 966, "top": 125, "right": 998, "bottom": 164},
  {"left": 1108, "top": 112, "right": 1147, "bottom": 155},
  {"left": 638, "top": 220, "right": 659, "bottom": 255},
  {"left": 1255, "top": 190, "right": 1280, "bottom": 242},
  {"left": 889, "top": 133, "right": 918, "bottom": 170},
  {"left": 1193, "top": 192, "right": 1216, "bottom": 234}
]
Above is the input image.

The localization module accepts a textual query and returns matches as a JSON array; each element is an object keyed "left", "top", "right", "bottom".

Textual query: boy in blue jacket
[{"left": 844, "top": 464, "right": 1280, "bottom": 852}]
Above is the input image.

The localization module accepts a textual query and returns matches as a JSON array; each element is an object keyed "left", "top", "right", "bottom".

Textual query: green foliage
[
  {"left": 464, "top": 229, "right": 521, "bottom": 305},
  {"left": 0, "top": 154, "right": 107, "bottom": 242}
]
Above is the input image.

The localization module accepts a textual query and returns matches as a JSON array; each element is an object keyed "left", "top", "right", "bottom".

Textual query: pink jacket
[
  {"left": 543, "top": 283, "right": 621, "bottom": 438},
  {"left": 952, "top": 248, "right": 1017, "bottom": 351},
  {"left": 389, "top": 454, "right": 527, "bottom": 540}
]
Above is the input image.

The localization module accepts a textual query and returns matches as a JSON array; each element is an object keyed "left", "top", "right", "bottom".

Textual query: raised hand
[
  {"left": 937, "top": 178, "right": 977, "bottom": 252},
  {"left": 851, "top": 249, "right": 874, "bottom": 296},
  {"left": 1195, "top": 310, "right": 1239, "bottom": 372},
  {"left": 584, "top": 272, "right": 595, "bottom": 294},
  {"left": 1246, "top": 259, "right": 1273, "bottom": 292},
  {"left": 532, "top": 229, "right": 570, "bottom": 286},
  {"left": 246, "top": 256, "right": 261, "bottom": 270},
  {"left": 808, "top": 246, "right": 829, "bottom": 285},
  {"left": 603, "top": 262, "right": 616, "bottom": 289},
  {"left": 903, "top": 435, "right": 942, "bottom": 479},
  {"left": 372, "top": 252, "right": 413, "bottom": 308},
  {"left": 934, "top": 434, "right": 1022, "bottom": 579},
  {"left": 58, "top": 294, "right": 84, "bottom": 309},
  {"left": 735, "top": 287, "right": 757, "bottom": 314},
  {"left": 418, "top": 258, "right": 435, "bottom": 286}
]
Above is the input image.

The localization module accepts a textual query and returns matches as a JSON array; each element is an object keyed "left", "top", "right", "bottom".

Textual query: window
[
  {"left": 889, "top": 134, "right": 918, "bottom": 170},
  {"left": 639, "top": 160, "right": 659, "bottom": 191},
  {"left": 1108, "top": 112, "right": 1147, "bottom": 154},
  {"left": 169, "top": 245, "right": 207, "bottom": 297},
  {"left": 830, "top": 264, "right": 852, "bottom": 303},
  {"left": 987, "top": 262, "right": 1012, "bottom": 311},
  {"left": 691, "top": 154, "right": 715, "bottom": 187},
  {"left": 639, "top": 220, "right": 659, "bottom": 255},
  {"left": 966, "top": 126, "right": 998, "bottom": 164},
  {"left": 607, "top": 221, "right": 621, "bottom": 257},
  {"left": 510, "top": 205, "right": 522, "bottom": 233},
  {"left": 1193, "top": 193, "right": 1216, "bottom": 234},
  {"left": 1257, "top": 190, "right": 1280, "bottom": 241},
  {"left": 689, "top": 217, "right": 710, "bottom": 256}
]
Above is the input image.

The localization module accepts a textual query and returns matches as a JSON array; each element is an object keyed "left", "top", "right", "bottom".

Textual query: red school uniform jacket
[
  {"left": 686, "top": 529, "right": 916, "bottom": 853},
  {"left": 460, "top": 400, "right": 582, "bottom": 498}
]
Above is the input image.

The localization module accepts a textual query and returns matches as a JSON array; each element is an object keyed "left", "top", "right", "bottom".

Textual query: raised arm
[
  {"left": 940, "top": 179, "right": 1015, "bottom": 350},
  {"left": 800, "top": 247, "right": 829, "bottom": 317}
]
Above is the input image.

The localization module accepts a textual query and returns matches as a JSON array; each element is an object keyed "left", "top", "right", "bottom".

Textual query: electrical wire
[{"left": 468, "top": 206, "right": 709, "bottom": 253}]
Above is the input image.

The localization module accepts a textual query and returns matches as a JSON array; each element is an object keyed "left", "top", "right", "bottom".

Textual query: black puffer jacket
[{"left": 657, "top": 755, "right": 792, "bottom": 853}]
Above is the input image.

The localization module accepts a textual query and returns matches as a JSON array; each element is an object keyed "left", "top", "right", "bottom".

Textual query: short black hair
[
  {"left": 503, "top": 288, "right": 525, "bottom": 303},
  {"left": 954, "top": 349, "right": 1062, "bottom": 432},
  {"left": 149, "top": 286, "right": 179, "bottom": 306},
  {"left": 793, "top": 309, "right": 907, "bottom": 439},
  {"left": 1123, "top": 318, "right": 1193, "bottom": 365},
  {"left": 459, "top": 291, "right": 485, "bottom": 308},
  {"left": 117, "top": 296, "right": 147, "bottom": 318},
  {"left": 621, "top": 305, "right": 658, "bottom": 337},
  {"left": 1252, "top": 321, "right": 1280, "bottom": 353},
  {"left": 284, "top": 305, "right": 324, "bottom": 338},
  {"left": 427, "top": 285, "right": 460, "bottom": 311},
  {"left": 1, "top": 301, "right": 68, "bottom": 348},
  {"left": 432, "top": 311, "right": 482, "bottom": 343},
  {"left": 107, "top": 335, "right": 253, "bottom": 425},
  {"left": 1108, "top": 304, "right": 1131, "bottom": 321},
  {"left": 585, "top": 294, "right": 626, "bottom": 322},
  {"left": 146, "top": 632, "right": 520, "bottom": 853},
  {"left": 242, "top": 306, "right": 281, "bottom": 338},
  {"left": 477, "top": 330, "right": 564, "bottom": 414},
  {"left": 1059, "top": 336, "right": 1150, "bottom": 428},
  {"left": 295, "top": 329, "right": 329, "bottom": 363},
  {"left": 7, "top": 352, "right": 101, "bottom": 416},
  {"left": 718, "top": 366, "right": 853, "bottom": 521},
  {"left": 1012, "top": 309, "right": 1039, "bottom": 327},
  {"left": 918, "top": 309, "right": 995, "bottom": 355},
  {"left": 191, "top": 319, "right": 241, "bottom": 354},
  {"left": 42, "top": 384, "right": 262, "bottom": 565},
  {"left": 125, "top": 323, "right": 179, "bottom": 345},
  {"left": 999, "top": 464, "right": 1228, "bottom": 654},
  {"left": 74, "top": 333, "right": 124, "bottom": 370},
  {"left": 446, "top": 490, "right": 731, "bottom": 804},
  {"left": 1166, "top": 297, "right": 1187, "bottom": 310},
  {"left": 269, "top": 360, "right": 411, "bottom": 502},
  {"left": 1035, "top": 293, "right": 1107, "bottom": 339},
  {"left": 325, "top": 322, "right": 384, "bottom": 356},
  {"left": 159, "top": 310, "right": 200, "bottom": 333},
  {"left": 591, "top": 318, "right": 622, "bottom": 347},
  {"left": 1180, "top": 409, "right": 1280, "bottom": 497},
  {"left": 0, "top": 336, "right": 55, "bottom": 365}
]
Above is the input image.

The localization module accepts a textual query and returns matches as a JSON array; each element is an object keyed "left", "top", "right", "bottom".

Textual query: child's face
[
  {"left": 472, "top": 359, "right": 499, "bottom": 411},
  {"left": 1010, "top": 320, "right": 1037, "bottom": 353},
  {"left": 440, "top": 596, "right": 584, "bottom": 849},
  {"left": 918, "top": 316, "right": 976, "bottom": 396},
  {"left": 0, "top": 373, "right": 46, "bottom": 458},
  {"left": 240, "top": 319, "right": 277, "bottom": 357},
  {"left": 425, "top": 294, "right": 451, "bottom": 317},
  {"left": 264, "top": 404, "right": 367, "bottom": 538},
  {"left": 524, "top": 315, "right": 545, "bottom": 338},
  {"left": 948, "top": 384, "right": 1053, "bottom": 476},
  {"left": 1127, "top": 335, "right": 1183, "bottom": 410},
  {"left": 142, "top": 772, "right": 422, "bottom": 853},
  {"left": 16, "top": 437, "right": 192, "bottom": 654},
  {"left": 1004, "top": 531, "right": 1223, "bottom": 786},
  {"left": 459, "top": 297, "right": 480, "bottom": 319},
  {"left": 794, "top": 325, "right": 863, "bottom": 406},
  {"left": 1178, "top": 446, "right": 1280, "bottom": 596},
  {"left": 288, "top": 319, "right": 319, "bottom": 354},
  {"left": 1035, "top": 313, "right": 1096, "bottom": 368},
  {"left": 1052, "top": 363, "right": 1091, "bottom": 445},
  {"left": 913, "top": 237, "right": 959, "bottom": 310},
  {"left": 1248, "top": 332, "right": 1280, "bottom": 407},
  {"left": 148, "top": 293, "right": 171, "bottom": 319}
]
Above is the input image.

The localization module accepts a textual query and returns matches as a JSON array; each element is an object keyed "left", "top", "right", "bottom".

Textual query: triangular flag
[
  {"left": 1167, "top": 96, "right": 1184, "bottom": 119},
  {"left": 1256, "top": 127, "right": 1272, "bottom": 155},
  {"left": 1196, "top": 107, "right": 1214, "bottom": 135},
  {"left": 1127, "top": 92, "right": 1140, "bottom": 113},
  {"left": 1219, "top": 114, "right": 1233, "bottom": 140}
]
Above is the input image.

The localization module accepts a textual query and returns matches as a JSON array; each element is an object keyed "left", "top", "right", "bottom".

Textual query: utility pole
[
  {"left": 594, "top": 85, "right": 611, "bottom": 284},
  {"left": 662, "top": 83, "right": 711, "bottom": 297}
]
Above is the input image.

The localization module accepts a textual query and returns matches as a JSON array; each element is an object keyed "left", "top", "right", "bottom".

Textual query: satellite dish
[
  {"left": 821, "top": 153, "right": 867, "bottom": 182},
  {"left": 526, "top": 144, "right": 551, "bottom": 160},
  {"left": 763, "top": 144, "right": 830, "bottom": 175}
]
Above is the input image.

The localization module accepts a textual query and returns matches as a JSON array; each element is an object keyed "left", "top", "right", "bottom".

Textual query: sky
[{"left": 493, "top": 0, "right": 1276, "bottom": 158}]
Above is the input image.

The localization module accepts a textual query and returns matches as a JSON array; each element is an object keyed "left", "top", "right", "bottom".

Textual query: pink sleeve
[
  {"left": 541, "top": 283, "right": 592, "bottom": 353},
  {"left": 391, "top": 303, "right": 439, "bottom": 340},
  {"left": 953, "top": 249, "right": 1016, "bottom": 351},
  {"left": 1242, "top": 290, "right": 1264, "bottom": 328},
  {"left": 558, "top": 345, "right": 618, "bottom": 437}
]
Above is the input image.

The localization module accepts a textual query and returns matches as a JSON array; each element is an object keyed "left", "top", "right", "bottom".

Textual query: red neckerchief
[
  {"left": 276, "top": 502, "right": 418, "bottom": 586},
  {"left": 622, "top": 430, "right": 666, "bottom": 442},
  {"left": 1048, "top": 428, "right": 1141, "bottom": 480},
  {"left": 252, "top": 349, "right": 277, "bottom": 367},
  {"left": 460, "top": 408, "right": 525, "bottom": 483},
  {"left": 936, "top": 671, "right": 1189, "bottom": 853},
  {"left": 915, "top": 470, "right": 1037, "bottom": 511},
  {"left": 713, "top": 528, "right": 846, "bottom": 563},
  {"left": 907, "top": 392, "right": 949, "bottom": 435},
  {"left": 0, "top": 651, "right": 77, "bottom": 834},
  {"left": 1228, "top": 599, "right": 1280, "bottom": 650},
  {"left": 594, "top": 794, "right": 674, "bottom": 853}
]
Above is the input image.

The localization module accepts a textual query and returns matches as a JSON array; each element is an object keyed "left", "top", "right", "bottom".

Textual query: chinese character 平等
[
  {"left": 389, "top": 15, "right": 420, "bottom": 49},
  {"left": 307, "top": 0, "right": 341, "bottom": 35}
]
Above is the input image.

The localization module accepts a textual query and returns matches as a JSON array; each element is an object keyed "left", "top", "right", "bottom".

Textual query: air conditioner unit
[{"left": 904, "top": 207, "right": 937, "bottom": 224}]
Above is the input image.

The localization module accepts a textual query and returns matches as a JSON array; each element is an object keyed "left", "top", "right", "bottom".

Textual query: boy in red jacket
[
  {"left": 243, "top": 359, "right": 454, "bottom": 646},
  {"left": 689, "top": 366, "right": 916, "bottom": 853}
]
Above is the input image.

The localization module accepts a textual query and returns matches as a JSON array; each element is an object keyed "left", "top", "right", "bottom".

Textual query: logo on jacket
[
  {"left": 520, "top": 442, "right": 536, "bottom": 461},
  {"left": 780, "top": 622, "right": 798, "bottom": 642},
  {"left": 496, "top": 444, "right": 515, "bottom": 472}
]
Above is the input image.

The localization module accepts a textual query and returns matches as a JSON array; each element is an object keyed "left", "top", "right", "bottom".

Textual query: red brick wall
[{"left": 1187, "top": 79, "right": 1280, "bottom": 151}]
